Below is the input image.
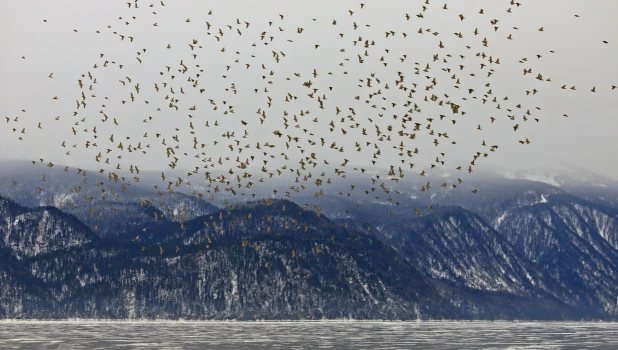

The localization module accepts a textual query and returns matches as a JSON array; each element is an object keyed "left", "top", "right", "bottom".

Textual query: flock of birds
[{"left": 4, "top": 0, "right": 616, "bottom": 232}]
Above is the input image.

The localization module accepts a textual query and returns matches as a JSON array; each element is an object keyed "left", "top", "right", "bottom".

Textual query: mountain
[
  {"left": 277, "top": 173, "right": 618, "bottom": 319},
  {"left": 0, "top": 195, "right": 98, "bottom": 257},
  {"left": 408, "top": 176, "right": 618, "bottom": 316},
  {"left": 0, "top": 160, "right": 219, "bottom": 242},
  {"left": 380, "top": 206, "right": 546, "bottom": 293},
  {"left": 484, "top": 163, "right": 618, "bottom": 210},
  {"left": 496, "top": 194, "right": 618, "bottom": 315},
  {"left": 0, "top": 196, "right": 457, "bottom": 320},
  {"left": 3, "top": 161, "right": 618, "bottom": 320}
]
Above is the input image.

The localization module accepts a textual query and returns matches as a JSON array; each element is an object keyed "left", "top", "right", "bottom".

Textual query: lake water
[{"left": 0, "top": 321, "right": 617, "bottom": 349}]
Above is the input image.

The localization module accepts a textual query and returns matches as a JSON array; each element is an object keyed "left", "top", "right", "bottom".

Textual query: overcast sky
[{"left": 1, "top": 0, "right": 617, "bottom": 184}]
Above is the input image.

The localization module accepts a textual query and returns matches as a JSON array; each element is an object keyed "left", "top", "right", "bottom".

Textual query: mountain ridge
[{"left": 2, "top": 161, "right": 618, "bottom": 320}]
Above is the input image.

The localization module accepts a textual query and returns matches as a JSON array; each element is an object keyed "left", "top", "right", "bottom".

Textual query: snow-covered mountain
[
  {"left": 0, "top": 196, "right": 97, "bottom": 258},
  {"left": 0, "top": 196, "right": 455, "bottom": 320},
  {"left": 3, "top": 161, "right": 618, "bottom": 320},
  {"left": 480, "top": 163, "right": 618, "bottom": 210},
  {"left": 0, "top": 160, "right": 219, "bottom": 242}
]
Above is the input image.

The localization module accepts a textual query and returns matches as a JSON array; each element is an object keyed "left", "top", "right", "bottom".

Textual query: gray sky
[{"left": 1, "top": 0, "right": 617, "bottom": 188}]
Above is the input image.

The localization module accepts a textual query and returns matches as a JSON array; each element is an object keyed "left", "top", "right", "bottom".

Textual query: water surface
[{"left": 0, "top": 320, "right": 617, "bottom": 349}]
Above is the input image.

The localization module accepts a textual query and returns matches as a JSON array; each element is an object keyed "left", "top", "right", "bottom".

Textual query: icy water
[{"left": 0, "top": 321, "right": 617, "bottom": 349}]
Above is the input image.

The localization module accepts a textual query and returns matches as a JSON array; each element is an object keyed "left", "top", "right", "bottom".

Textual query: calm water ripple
[{"left": 0, "top": 321, "right": 617, "bottom": 349}]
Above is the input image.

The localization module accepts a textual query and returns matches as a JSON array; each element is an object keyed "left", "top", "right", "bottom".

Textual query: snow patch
[
  {"left": 496, "top": 212, "right": 508, "bottom": 227},
  {"left": 501, "top": 170, "right": 561, "bottom": 187}
]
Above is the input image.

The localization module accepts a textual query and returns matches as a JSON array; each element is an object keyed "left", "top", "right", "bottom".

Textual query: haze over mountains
[{"left": 2, "top": 160, "right": 618, "bottom": 320}]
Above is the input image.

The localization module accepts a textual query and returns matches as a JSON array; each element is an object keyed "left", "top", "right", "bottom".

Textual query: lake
[{"left": 0, "top": 321, "right": 617, "bottom": 349}]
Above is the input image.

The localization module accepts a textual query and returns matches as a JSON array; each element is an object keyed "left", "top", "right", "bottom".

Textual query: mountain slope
[
  {"left": 497, "top": 198, "right": 618, "bottom": 315},
  {"left": 0, "top": 246, "right": 53, "bottom": 318},
  {"left": 0, "top": 195, "right": 98, "bottom": 257},
  {"left": 381, "top": 206, "right": 541, "bottom": 294}
]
